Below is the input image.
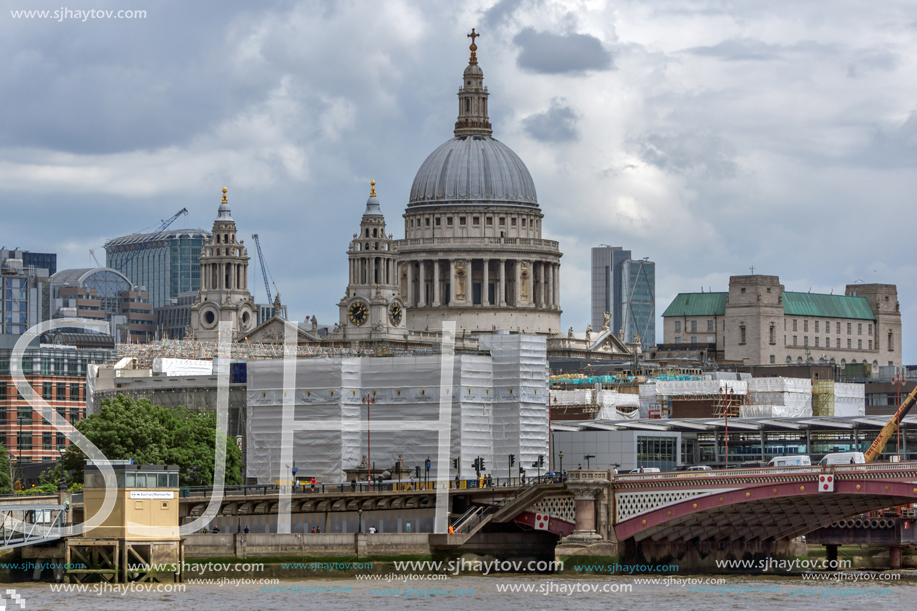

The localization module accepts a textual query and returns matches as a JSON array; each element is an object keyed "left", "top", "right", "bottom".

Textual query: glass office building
[
  {"left": 620, "top": 259, "right": 656, "bottom": 349},
  {"left": 591, "top": 246, "right": 631, "bottom": 332},
  {"left": 105, "top": 229, "right": 210, "bottom": 309},
  {"left": 1, "top": 249, "right": 53, "bottom": 337}
]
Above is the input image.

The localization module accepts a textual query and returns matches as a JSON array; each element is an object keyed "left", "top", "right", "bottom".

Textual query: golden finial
[
  {"left": 221, "top": 186, "right": 228, "bottom": 203},
  {"left": 370, "top": 180, "right": 376, "bottom": 197},
  {"left": 467, "top": 28, "right": 479, "bottom": 64}
]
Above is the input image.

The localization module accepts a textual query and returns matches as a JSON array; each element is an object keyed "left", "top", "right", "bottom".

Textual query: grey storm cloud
[
  {"left": 513, "top": 27, "right": 613, "bottom": 74},
  {"left": 482, "top": 0, "right": 525, "bottom": 29},
  {"left": 522, "top": 99, "right": 579, "bottom": 143},
  {"left": 636, "top": 131, "right": 738, "bottom": 180}
]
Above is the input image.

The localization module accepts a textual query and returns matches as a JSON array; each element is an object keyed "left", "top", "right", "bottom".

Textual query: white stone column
[
  {"left": 406, "top": 260, "right": 413, "bottom": 306},
  {"left": 546, "top": 263, "right": 553, "bottom": 309},
  {"left": 538, "top": 261, "right": 545, "bottom": 307},
  {"left": 449, "top": 259, "right": 456, "bottom": 306},
  {"left": 482, "top": 258, "right": 489, "bottom": 306},
  {"left": 462, "top": 259, "right": 470, "bottom": 305},
  {"left": 498, "top": 259, "right": 506, "bottom": 307},
  {"left": 432, "top": 259, "right": 441, "bottom": 306},
  {"left": 554, "top": 263, "right": 560, "bottom": 309},
  {"left": 418, "top": 260, "right": 427, "bottom": 307},
  {"left": 514, "top": 259, "right": 521, "bottom": 306}
]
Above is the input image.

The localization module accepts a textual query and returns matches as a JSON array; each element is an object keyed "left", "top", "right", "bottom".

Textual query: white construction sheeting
[
  {"left": 654, "top": 380, "right": 747, "bottom": 396},
  {"left": 834, "top": 382, "right": 865, "bottom": 417},
  {"left": 739, "top": 404, "right": 813, "bottom": 418},
  {"left": 246, "top": 335, "right": 549, "bottom": 485},
  {"left": 153, "top": 358, "right": 213, "bottom": 376},
  {"left": 747, "top": 377, "right": 811, "bottom": 408},
  {"left": 477, "top": 334, "right": 550, "bottom": 473}
]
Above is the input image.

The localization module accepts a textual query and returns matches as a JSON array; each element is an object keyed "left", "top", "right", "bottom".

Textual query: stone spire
[{"left": 454, "top": 28, "right": 492, "bottom": 137}]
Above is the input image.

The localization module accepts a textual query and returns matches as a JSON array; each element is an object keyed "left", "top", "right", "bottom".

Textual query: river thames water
[{"left": 6, "top": 574, "right": 916, "bottom": 611}]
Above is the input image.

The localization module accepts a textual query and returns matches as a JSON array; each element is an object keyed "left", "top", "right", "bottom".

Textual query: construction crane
[
  {"left": 89, "top": 249, "right": 103, "bottom": 267},
  {"left": 114, "top": 208, "right": 189, "bottom": 272},
  {"left": 864, "top": 384, "right": 917, "bottom": 462},
  {"left": 251, "top": 234, "right": 278, "bottom": 304}
]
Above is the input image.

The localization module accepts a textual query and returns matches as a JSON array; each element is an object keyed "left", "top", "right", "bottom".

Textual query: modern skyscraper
[
  {"left": 619, "top": 258, "right": 655, "bottom": 348},
  {"left": 591, "top": 246, "right": 630, "bottom": 332},
  {"left": 591, "top": 246, "right": 655, "bottom": 348},
  {"left": 104, "top": 228, "right": 210, "bottom": 309}
]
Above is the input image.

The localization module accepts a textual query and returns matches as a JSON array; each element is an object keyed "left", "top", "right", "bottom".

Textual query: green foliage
[
  {"left": 59, "top": 395, "right": 243, "bottom": 487},
  {"left": 0, "top": 445, "right": 11, "bottom": 494}
]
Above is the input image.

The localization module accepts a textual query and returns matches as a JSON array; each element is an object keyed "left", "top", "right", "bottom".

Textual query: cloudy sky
[{"left": 3, "top": 0, "right": 916, "bottom": 359}]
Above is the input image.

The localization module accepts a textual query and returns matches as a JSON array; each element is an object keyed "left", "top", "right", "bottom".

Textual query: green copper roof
[
  {"left": 781, "top": 292, "right": 875, "bottom": 320},
  {"left": 662, "top": 293, "right": 728, "bottom": 317}
]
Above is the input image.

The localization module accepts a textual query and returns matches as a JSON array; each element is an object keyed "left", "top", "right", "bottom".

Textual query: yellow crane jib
[{"left": 864, "top": 383, "right": 917, "bottom": 463}]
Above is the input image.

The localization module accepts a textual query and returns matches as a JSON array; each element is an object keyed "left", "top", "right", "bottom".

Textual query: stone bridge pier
[{"left": 555, "top": 470, "right": 618, "bottom": 560}]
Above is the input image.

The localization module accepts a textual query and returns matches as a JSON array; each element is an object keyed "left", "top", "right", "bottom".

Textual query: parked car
[
  {"left": 687, "top": 465, "right": 712, "bottom": 471},
  {"left": 627, "top": 467, "right": 661, "bottom": 474}
]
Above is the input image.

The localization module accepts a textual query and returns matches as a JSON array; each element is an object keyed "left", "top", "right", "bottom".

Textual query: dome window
[
  {"left": 447, "top": 217, "right": 453, "bottom": 226},
  {"left": 473, "top": 217, "right": 480, "bottom": 226},
  {"left": 459, "top": 216, "right": 466, "bottom": 226}
]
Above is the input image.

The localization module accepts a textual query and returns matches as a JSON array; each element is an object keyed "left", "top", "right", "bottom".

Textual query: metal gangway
[{"left": 0, "top": 504, "right": 67, "bottom": 550}]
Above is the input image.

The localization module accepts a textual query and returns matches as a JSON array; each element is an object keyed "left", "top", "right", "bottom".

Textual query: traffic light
[
  {"left": 537, "top": 455, "right": 545, "bottom": 467},
  {"left": 509, "top": 454, "right": 515, "bottom": 467},
  {"left": 415, "top": 465, "right": 421, "bottom": 478},
  {"left": 395, "top": 462, "right": 401, "bottom": 475},
  {"left": 452, "top": 458, "right": 458, "bottom": 469},
  {"left": 425, "top": 457, "right": 431, "bottom": 472},
  {"left": 519, "top": 466, "right": 524, "bottom": 474},
  {"left": 479, "top": 458, "right": 486, "bottom": 471}
]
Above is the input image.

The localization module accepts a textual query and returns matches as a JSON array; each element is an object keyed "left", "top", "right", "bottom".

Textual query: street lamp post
[
  {"left": 559, "top": 451, "right": 564, "bottom": 480},
  {"left": 584, "top": 454, "right": 595, "bottom": 469},
  {"left": 358, "top": 508, "right": 363, "bottom": 534}
]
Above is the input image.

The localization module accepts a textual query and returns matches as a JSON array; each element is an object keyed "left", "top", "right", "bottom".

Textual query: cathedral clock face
[
  {"left": 389, "top": 302, "right": 403, "bottom": 327},
  {"left": 348, "top": 301, "right": 368, "bottom": 326}
]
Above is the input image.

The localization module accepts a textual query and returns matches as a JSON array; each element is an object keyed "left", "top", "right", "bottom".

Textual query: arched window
[
  {"left": 873, "top": 360, "right": 878, "bottom": 368},
  {"left": 796, "top": 357, "right": 803, "bottom": 365},
  {"left": 840, "top": 359, "right": 846, "bottom": 367},
  {"left": 786, "top": 356, "right": 792, "bottom": 364}
]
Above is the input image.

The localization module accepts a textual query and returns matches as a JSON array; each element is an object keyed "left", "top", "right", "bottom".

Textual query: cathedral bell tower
[
  {"left": 191, "top": 187, "right": 258, "bottom": 341},
  {"left": 337, "top": 181, "right": 406, "bottom": 340}
]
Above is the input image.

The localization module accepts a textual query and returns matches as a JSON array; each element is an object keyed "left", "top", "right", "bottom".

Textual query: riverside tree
[{"left": 58, "top": 395, "right": 243, "bottom": 487}]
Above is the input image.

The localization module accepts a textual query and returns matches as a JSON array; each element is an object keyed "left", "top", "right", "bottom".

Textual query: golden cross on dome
[
  {"left": 222, "top": 186, "right": 227, "bottom": 203},
  {"left": 467, "top": 28, "right": 479, "bottom": 63},
  {"left": 370, "top": 179, "right": 376, "bottom": 196}
]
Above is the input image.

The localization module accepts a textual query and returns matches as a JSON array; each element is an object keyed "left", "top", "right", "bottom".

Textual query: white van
[
  {"left": 768, "top": 456, "right": 811, "bottom": 467},
  {"left": 628, "top": 467, "right": 661, "bottom": 474},
  {"left": 819, "top": 452, "right": 865, "bottom": 465}
]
